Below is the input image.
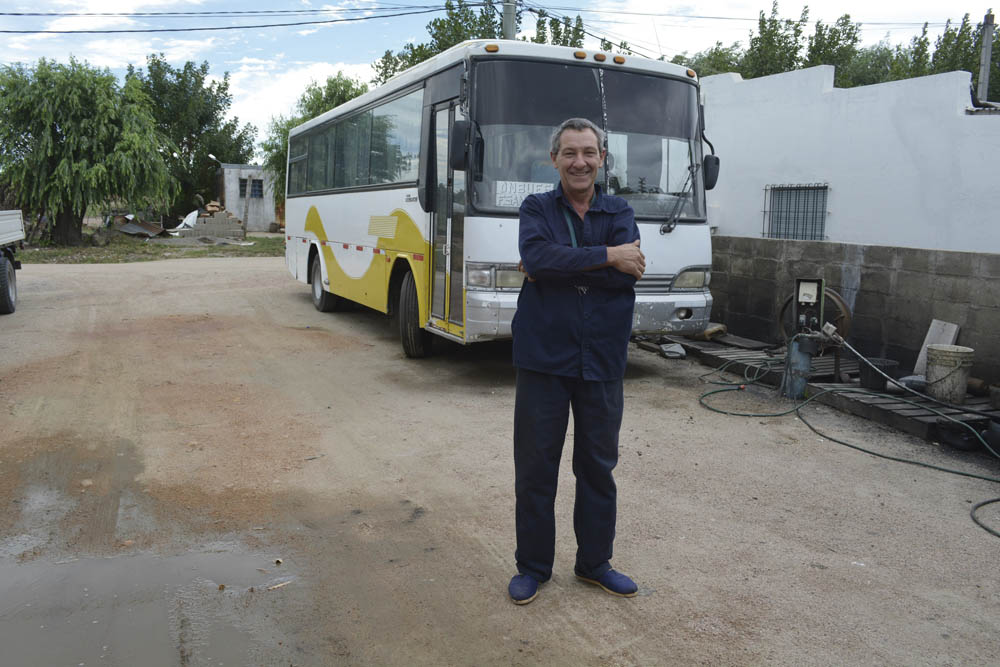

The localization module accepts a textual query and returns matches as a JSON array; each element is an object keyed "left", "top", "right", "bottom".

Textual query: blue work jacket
[{"left": 512, "top": 183, "right": 639, "bottom": 381}]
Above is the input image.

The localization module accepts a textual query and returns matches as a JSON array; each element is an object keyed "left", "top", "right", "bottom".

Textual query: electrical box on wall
[{"left": 793, "top": 278, "right": 825, "bottom": 333}]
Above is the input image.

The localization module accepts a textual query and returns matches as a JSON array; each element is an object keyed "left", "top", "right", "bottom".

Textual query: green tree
[
  {"left": 599, "top": 37, "right": 633, "bottom": 55},
  {"left": 741, "top": 2, "right": 809, "bottom": 79},
  {"left": 804, "top": 14, "right": 861, "bottom": 86},
  {"left": 373, "top": 0, "right": 504, "bottom": 84},
  {"left": 373, "top": 1, "right": 587, "bottom": 84},
  {"left": 932, "top": 14, "right": 978, "bottom": 74},
  {"left": 838, "top": 40, "right": 898, "bottom": 87},
  {"left": 260, "top": 72, "right": 369, "bottom": 210},
  {"left": 906, "top": 24, "right": 933, "bottom": 79},
  {"left": 548, "top": 16, "right": 583, "bottom": 47},
  {"left": 672, "top": 41, "right": 743, "bottom": 76},
  {"left": 0, "top": 58, "right": 174, "bottom": 245},
  {"left": 126, "top": 54, "right": 256, "bottom": 219},
  {"left": 931, "top": 13, "right": 999, "bottom": 100},
  {"left": 531, "top": 9, "right": 549, "bottom": 44}
]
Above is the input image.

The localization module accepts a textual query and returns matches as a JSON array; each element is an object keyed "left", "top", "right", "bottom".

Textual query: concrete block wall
[
  {"left": 175, "top": 212, "right": 246, "bottom": 239},
  {"left": 711, "top": 236, "right": 1000, "bottom": 383}
]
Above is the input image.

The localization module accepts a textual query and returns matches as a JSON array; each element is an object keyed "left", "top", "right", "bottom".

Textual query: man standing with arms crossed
[{"left": 509, "top": 118, "right": 645, "bottom": 605}]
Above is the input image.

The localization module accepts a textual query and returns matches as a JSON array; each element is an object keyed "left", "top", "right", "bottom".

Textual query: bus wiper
[{"left": 660, "top": 162, "right": 700, "bottom": 235}]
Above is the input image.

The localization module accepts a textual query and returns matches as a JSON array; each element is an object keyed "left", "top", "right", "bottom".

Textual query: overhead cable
[{"left": 0, "top": 4, "right": 470, "bottom": 34}]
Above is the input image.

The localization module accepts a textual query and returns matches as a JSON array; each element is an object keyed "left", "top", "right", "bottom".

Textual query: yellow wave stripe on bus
[{"left": 304, "top": 206, "right": 430, "bottom": 320}]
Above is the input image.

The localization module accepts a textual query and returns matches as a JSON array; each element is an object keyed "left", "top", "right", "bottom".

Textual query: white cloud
[
  {"left": 227, "top": 59, "right": 374, "bottom": 143},
  {"left": 580, "top": 0, "right": 965, "bottom": 62},
  {"left": 159, "top": 38, "right": 218, "bottom": 62},
  {"left": 225, "top": 57, "right": 275, "bottom": 66},
  {"left": 45, "top": 14, "right": 135, "bottom": 33},
  {"left": 52, "top": 0, "right": 204, "bottom": 9}
]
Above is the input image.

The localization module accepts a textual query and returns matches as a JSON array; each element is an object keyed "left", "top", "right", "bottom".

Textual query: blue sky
[{"left": 0, "top": 1, "right": 979, "bottom": 155}]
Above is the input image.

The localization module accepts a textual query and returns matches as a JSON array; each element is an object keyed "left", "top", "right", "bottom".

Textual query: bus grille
[{"left": 634, "top": 274, "right": 674, "bottom": 294}]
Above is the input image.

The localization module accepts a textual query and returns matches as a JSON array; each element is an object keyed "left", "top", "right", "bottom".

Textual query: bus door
[{"left": 430, "top": 102, "right": 466, "bottom": 335}]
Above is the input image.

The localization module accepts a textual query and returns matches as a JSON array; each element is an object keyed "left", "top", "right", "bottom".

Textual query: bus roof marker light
[
  {"left": 687, "top": 69, "right": 697, "bottom": 78},
  {"left": 485, "top": 44, "right": 499, "bottom": 53},
  {"left": 594, "top": 53, "right": 606, "bottom": 62},
  {"left": 573, "top": 51, "right": 587, "bottom": 59},
  {"left": 613, "top": 56, "right": 626, "bottom": 64}
]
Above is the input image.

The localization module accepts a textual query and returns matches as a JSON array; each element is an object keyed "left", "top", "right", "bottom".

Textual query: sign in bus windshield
[{"left": 472, "top": 60, "right": 704, "bottom": 220}]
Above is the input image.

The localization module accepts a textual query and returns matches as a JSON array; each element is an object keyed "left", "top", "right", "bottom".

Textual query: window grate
[
  {"left": 239, "top": 178, "right": 264, "bottom": 199},
  {"left": 762, "top": 184, "right": 828, "bottom": 240}
]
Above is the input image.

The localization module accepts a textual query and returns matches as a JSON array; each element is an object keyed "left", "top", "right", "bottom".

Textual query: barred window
[
  {"left": 762, "top": 184, "right": 828, "bottom": 240},
  {"left": 239, "top": 178, "right": 264, "bottom": 199}
]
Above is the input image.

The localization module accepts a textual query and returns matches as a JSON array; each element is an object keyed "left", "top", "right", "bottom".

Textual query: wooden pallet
[
  {"left": 808, "top": 384, "right": 1000, "bottom": 441},
  {"left": 661, "top": 336, "right": 859, "bottom": 384},
  {"left": 656, "top": 334, "right": 997, "bottom": 442}
]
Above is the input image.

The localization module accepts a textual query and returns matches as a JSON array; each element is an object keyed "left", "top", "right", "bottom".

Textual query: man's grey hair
[{"left": 550, "top": 118, "right": 606, "bottom": 155}]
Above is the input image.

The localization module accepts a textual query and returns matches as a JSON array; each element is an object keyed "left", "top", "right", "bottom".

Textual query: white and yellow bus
[{"left": 285, "top": 40, "right": 718, "bottom": 357}]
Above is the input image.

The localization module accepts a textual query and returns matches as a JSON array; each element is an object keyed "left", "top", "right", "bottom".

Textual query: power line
[
  {"left": 0, "top": 4, "right": 470, "bottom": 34},
  {"left": 0, "top": 4, "right": 444, "bottom": 19},
  {"left": 520, "top": 2, "right": 662, "bottom": 60},
  {"left": 537, "top": 4, "right": 953, "bottom": 28}
]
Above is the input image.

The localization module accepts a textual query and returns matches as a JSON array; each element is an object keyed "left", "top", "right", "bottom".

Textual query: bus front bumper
[
  {"left": 464, "top": 290, "right": 713, "bottom": 343},
  {"left": 632, "top": 292, "right": 713, "bottom": 335},
  {"left": 466, "top": 291, "right": 519, "bottom": 342}
]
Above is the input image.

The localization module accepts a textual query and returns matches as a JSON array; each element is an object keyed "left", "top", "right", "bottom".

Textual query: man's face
[{"left": 551, "top": 128, "right": 605, "bottom": 198}]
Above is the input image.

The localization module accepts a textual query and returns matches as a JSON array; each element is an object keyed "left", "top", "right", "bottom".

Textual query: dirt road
[{"left": 1, "top": 258, "right": 998, "bottom": 666}]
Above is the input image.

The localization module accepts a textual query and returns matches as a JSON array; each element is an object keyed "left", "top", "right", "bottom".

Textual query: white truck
[{"left": 0, "top": 209, "right": 25, "bottom": 314}]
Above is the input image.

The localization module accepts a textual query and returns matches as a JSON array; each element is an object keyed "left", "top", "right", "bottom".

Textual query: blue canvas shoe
[
  {"left": 508, "top": 574, "right": 539, "bottom": 605},
  {"left": 575, "top": 568, "right": 638, "bottom": 598}
]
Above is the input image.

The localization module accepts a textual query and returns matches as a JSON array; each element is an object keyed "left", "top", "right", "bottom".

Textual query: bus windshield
[{"left": 471, "top": 60, "right": 704, "bottom": 220}]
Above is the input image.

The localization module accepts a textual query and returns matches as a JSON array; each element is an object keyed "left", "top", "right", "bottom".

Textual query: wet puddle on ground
[{"left": 0, "top": 547, "right": 294, "bottom": 666}]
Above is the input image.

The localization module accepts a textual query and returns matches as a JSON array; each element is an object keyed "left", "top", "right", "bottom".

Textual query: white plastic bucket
[{"left": 925, "top": 344, "right": 974, "bottom": 405}]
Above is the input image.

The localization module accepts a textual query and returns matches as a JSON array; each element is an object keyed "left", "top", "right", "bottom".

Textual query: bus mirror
[
  {"left": 704, "top": 155, "right": 720, "bottom": 191},
  {"left": 450, "top": 119, "right": 471, "bottom": 171}
]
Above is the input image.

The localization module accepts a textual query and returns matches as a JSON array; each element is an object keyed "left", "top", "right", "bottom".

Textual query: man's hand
[
  {"left": 606, "top": 240, "right": 645, "bottom": 280},
  {"left": 517, "top": 260, "right": 536, "bottom": 282}
]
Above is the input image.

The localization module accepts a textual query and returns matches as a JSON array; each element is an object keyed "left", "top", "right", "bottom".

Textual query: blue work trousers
[{"left": 513, "top": 368, "right": 623, "bottom": 582}]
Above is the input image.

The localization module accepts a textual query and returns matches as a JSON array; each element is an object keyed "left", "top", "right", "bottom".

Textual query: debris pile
[{"left": 172, "top": 201, "right": 246, "bottom": 239}]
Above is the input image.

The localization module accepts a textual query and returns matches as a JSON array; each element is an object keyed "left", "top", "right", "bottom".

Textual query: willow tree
[{"left": 0, "top": 58, "right": 175, "bottom": 244}]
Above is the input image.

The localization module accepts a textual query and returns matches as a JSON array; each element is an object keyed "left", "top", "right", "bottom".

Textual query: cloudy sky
[{"left": 0, "top": 1, "right": 983, "bottom": 155}]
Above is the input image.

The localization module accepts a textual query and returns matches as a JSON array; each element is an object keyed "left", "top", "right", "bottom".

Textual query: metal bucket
[{"left": 925, "top": 344, "right": 974, "bottom": 405}]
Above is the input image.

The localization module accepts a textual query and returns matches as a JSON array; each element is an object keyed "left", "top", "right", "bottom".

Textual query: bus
[{"left": 285, "top": 40, "right": 718, "bottom": 357}]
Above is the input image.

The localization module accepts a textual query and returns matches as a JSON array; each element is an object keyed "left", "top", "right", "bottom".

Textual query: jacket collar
[{"left": 555, "top": 182, "right": 615, "bottom": 213}]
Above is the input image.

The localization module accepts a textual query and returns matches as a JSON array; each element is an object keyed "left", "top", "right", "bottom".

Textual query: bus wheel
[
  {"left": 0, "top": 255, "right": 15, "bottom": 315},
  {"left": 399, "top": 271, "right": 432, "bottom": 358},
  {"left": 311, "top": 258, "right": 343, "bottom": 312}
]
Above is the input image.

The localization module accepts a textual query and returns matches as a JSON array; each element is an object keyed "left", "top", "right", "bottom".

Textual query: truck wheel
[
  {"left": 399, "top": 271, "right": 432, "bottom": 358},
  {"left": 311, "top": 257, "right": 343, "bottom": 312},
  {"left": 0, "top": 255, "right": 15, "bottom": 315}
]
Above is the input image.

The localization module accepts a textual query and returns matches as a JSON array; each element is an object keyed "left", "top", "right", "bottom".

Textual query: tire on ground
[
  {"left": 0, "top": 254, "right": 16, "bottom": 315},
  {"left": 311, "top": 256, "right": 343, "bottom": 312},
  {"left": 399, "top": 270, "right": 433, "bottom": 358}
]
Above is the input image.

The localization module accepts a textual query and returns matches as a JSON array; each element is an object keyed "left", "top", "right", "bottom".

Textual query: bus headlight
[
  {"left": 467, "top": 263, "right": 524, "bottom": 290},
  {"left": 467, "top": 263, "right": 493, "bottom": 288},
  {"left": 495, "top": 265, "right": 524, "bottom": 288},
  {"left": 673, "top": 269, "right": 710, "bottom": 289}
]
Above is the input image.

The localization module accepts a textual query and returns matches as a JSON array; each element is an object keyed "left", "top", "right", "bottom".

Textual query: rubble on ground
[{"left": 173, "top": 202, "right": 246, "bottom": 239}]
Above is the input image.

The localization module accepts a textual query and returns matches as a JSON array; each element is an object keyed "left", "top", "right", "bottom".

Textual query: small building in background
[{"left": 217, "top": 164, "right": 276, "bottom": 232}]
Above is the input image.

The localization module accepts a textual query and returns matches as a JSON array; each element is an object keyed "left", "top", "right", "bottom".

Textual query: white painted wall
[
  {"left": 701, "top": 66, "right": 1000, "bottom": 253},
  {"left": 220, "top": 165, "right": 276, "bottom": 232}
]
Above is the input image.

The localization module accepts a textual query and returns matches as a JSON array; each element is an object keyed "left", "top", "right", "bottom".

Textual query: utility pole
[
  {"left": 502, "top": 1, "right": 516, "bottom": 40},
  {"left": 978, "top": 12, "right": 995, "bottom": 102}
]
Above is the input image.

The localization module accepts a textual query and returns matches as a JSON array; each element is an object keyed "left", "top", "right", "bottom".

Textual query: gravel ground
[{"left": 1, "top": 257, "right": 998, "bottom": 666}]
